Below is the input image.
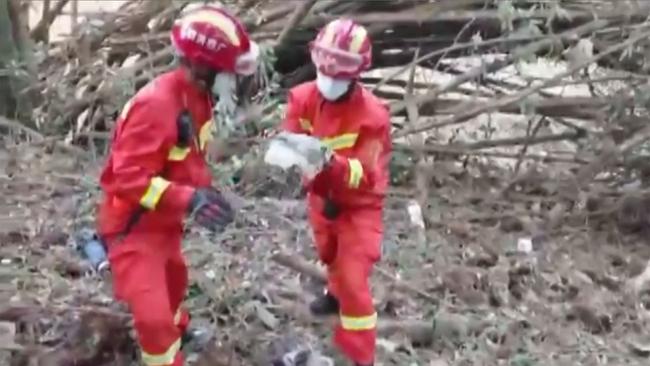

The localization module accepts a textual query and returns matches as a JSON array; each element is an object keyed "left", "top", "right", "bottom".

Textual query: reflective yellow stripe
[
  {"left": 139, "top": 177, "right": 171, "bottom": 210},
  {"left": 141, "top": 338, "right": 181, "bottom": 366},
  {"left": 349, "top": 26, "right": 368, "bottom": 53},
  {"left": 348, "top": 158, "right": 363, "bottom": 189},
  {"left": 299, "top": 118, "right": 313, "bottom": 133},
  {"left": 173, "top": 308, "right": 182, "bottom": 325},
  {"left": 199, "top": 119, "right": 213, "bottom": 150},
  {"left": 168, "top": 146, "right": 190, "bottom": 161},
  {"left": 340, "top": 312, "right": 377, "bottom": 331},
  {"left": 322, "top": 133, "right": 358, "bottom": 150}
]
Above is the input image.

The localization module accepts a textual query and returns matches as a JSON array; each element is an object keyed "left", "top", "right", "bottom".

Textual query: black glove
[{"left": 187, "top": 188, "right": 234, "bottom": 231}]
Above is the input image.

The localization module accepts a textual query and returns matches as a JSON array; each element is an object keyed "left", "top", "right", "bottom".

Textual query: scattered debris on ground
[{"left": 4, "top": 0, "right": 650, "bottom": 365}]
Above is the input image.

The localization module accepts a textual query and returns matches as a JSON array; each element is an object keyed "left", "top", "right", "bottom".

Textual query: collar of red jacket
[
  {"left": 319, "top": 81, "right": 364, "bottom": 107},
  {"left": 170, "top": 67, "right": 212, "bottom": 102}
]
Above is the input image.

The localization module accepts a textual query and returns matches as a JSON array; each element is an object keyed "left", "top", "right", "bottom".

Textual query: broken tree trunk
[{"left": 0, "top": 0, "right": 35, "bottom": 123}]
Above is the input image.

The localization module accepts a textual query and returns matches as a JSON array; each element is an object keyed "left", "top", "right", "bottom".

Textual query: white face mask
[{"left": 316, "top": 72, "right": 351, "bottom": 101}]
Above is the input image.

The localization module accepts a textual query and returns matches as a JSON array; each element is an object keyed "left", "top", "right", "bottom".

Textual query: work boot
[{"left": 309, "top": 292, "right": 339, "bottom": 316}]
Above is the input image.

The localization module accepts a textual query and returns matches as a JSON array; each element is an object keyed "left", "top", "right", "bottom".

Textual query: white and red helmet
[
  {"left": 310, "top": 18, "right": 372, "bottom": 79},
  {"left": 170, "top": 5, "right": 259, "bottom": 76}
]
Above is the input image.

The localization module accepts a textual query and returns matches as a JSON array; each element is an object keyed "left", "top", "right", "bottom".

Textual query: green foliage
[
  {"left": 549, "top": 1, "right": 572, "bottom": 23},
  {"left": 497, "top": 0, "right": 575, "bottom": 65},
  {"left": 0, "top": 0, "right": 33, "bottom": 120},
  {"left": 186, "top": 282, "right": 204, "bottom": 299},
  {"left": 208, "top": 43, "right": 284, "bottom": 185},
  {"left": 389, "top": 150, "right": 415, "bottom": 186},
  {"left": 510, "top": 353, "right": 537, "bottom": 366},
  {"left": 110, "top": 73, "right": 137, "bottom": 115},
  {"left": 518, "top": 96, "right": 537, "bottom": 120},
  {"left": 497, "top": 0, "right": 517, "bottom": 32}
]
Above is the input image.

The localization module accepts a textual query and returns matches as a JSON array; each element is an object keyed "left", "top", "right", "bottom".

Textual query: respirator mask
[{"left": 316, "top": 71, "right": 351, "bottom": 101}]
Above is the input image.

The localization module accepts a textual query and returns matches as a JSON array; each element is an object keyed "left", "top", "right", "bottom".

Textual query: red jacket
[
  {"left": 97, "top": 69, "right": 214, "bottom": 237},
  {"left": 281, "top": 81, "right": 392, "bottom": 210}
]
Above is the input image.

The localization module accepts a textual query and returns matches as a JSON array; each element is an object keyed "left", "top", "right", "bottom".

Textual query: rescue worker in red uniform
[
  {"left": 96, "top": 5, "right": 259, "bottom": 366},
  {"left": 280, "top": 19, "right": 392, "bottom": 366}
]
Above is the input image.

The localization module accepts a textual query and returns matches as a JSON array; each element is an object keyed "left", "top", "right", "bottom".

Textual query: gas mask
[{"left": 316, "top": 71, "right": 351, "bottom": 101}]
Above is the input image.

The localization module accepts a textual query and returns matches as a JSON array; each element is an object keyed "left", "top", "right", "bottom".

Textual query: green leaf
[
  {"left": 497, "top": 0, "right": 516, "bottom": 32},
  {"left": 186, "top": 282, "right": 204, "bottom": 299},
  {"left": 510, "top": 353, "right": 537, "bottom": 366},
  {"left": 252, "top": 301, "right": 279, "bottom": 330}
]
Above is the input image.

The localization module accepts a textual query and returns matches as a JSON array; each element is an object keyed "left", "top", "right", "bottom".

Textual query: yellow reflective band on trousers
[
  {"left": 322, "top": 133, "right": 358, "bottom": 151},
  {"left": 167, "top": 146, "right": 190, "bottom": 161},
  {"left": 348, "top": 158, "right": 363, "bottom": 189},
  {"left": 139, "top": 177, "right": 171, "bottom": 210},
  {"left": 141, "top": 338, "right": 181, "bottom": 366},
  {"left": 340, "top": 312, "right": 377, "bottom": 331}
]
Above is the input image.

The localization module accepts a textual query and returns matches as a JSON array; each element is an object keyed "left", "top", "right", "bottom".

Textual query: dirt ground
[
  {"left": 0, "top": 1, "right": 650, "bottom": 366},
  {"left": 6, "top": 0, "right": 650, "bottom": 365},
  {"left": 2, "top": 139, "right": 650, "bottom": 366}
]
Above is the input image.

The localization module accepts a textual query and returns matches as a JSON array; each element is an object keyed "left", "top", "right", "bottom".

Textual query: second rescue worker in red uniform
[
  {"left": 281, "top": 19, "right": 392, "bottom": 366},
  {"left": 97, "top": 5, "right": 259, "bottom": 366}
]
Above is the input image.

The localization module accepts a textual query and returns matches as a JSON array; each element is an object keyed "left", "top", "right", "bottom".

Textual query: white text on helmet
[{"left": 180, "top": 24, "right": 227, "bottom": 52}]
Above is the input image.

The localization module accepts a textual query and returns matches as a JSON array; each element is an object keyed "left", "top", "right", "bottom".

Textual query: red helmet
[
  {"left": 310, "top": 18, "right": 372, "bottom": 78},
  {"left": 170, "top": 5, "right": 259, "bottom": 75}
]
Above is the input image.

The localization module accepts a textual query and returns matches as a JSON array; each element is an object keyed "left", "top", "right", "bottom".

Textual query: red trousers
[
  {"left": 308, "top": 197, "right": 382, "bottom": 365},
  {"left": 106, "top": 228, "right": 188, "bottom": 366}
]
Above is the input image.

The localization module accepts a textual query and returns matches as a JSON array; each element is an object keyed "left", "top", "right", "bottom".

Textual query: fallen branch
[
  {"left": 432, "top": 96, "right": 609, "bottom": 120},
  {"left": 283, "top": 7, "right": 590, "bottom": 31},
  {"left": 513, "top": 116, "right": 546, "bottom": 174},
  {"left": 394, "top": 22, "right": 650, "bottom": 138},
  {"left": 270, "top": 253, "right": 326, "bottom": 283},
  {"left": 390, "top": 18, "right": 612, "bottom": 118},
  {"left": 275, "top": 0, "right": 318, "bottom": 47},
  {"left": 30, "top": 0, "right": 70, "bottom": 43},
  {"left": 0, "top": 115, "right": 46, "bottom": 140},
  {"left": 464, "top": 130, "right": 584, "bottom": 150},
  {"left": 270, "top": 252, "right": 439, "bottom": 303},
  {"left": 544, "top": 123, "right": 650, "bottom": 229},
  {"left": 393, "top": 143, "right": 589, "bottom": 164},
  {"left": 268, "top": 287, "right": 437, "bottom": 346},
  {"left": 0, "top": 304, "right": 130, "bottom": 323},
  {"left": 374, "top": 34, "right": 547, "bottom": 91},
  {"left": 0, "top": 116, "right": 86, "bottom": 156}
]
